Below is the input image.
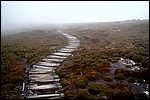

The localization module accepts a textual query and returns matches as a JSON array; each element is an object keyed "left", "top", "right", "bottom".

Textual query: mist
[{"left": 1, "top": 1, "right": 149, "bottom": 35}]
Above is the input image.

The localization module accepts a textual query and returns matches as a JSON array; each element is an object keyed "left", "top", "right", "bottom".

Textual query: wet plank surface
[{"left": 26, "top": 32, "right": 80, "bottom": 99}]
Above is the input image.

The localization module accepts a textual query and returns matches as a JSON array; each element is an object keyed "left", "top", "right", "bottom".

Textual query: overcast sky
[{"left": 1, "top": 1, "right": 149, "bottom": 31}]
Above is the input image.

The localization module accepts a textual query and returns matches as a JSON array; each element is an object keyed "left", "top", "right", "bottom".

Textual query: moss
[
  {"left": 114, "top": 73, "right": 125, "bottom": 80},
  {"left": 55, "top": 67, "right": 64, "bottom": 75},
  {"left": 88, "top": 94, "right": 108, "bottom": 99},
  {"left": 137, "top": 79, "right": 144, "bottom": 83},
  {"left": 114, "top": 68, "right": 124, "bottom": 75},
  {"left": 62, "top": 86, "right": 69, "bottom": 92},
  {"left": 85, "top": 71, "right": 102, "bottom": 80},
  {"left": 4, "top": 83, "right": 16, "bottom": 90},
  {"left": 60, "top": 78, "right": 69, "bottom": 87},
  {"left": 114, "top": 68, "right": 132, "bottom": 78},
  {"left": 135, "top": 92, "right": 148, "bottom": 99},
  {"left": 111, "top": 59, "right": 118, "bottom": 63},
  {"left": 97, "top": 67, "right": 110, "bottom": 74},
  {"left": 110, "top": 82, "right": 129, "bottom": 90},
  {"left": 141, "top": 57, "right": 149, "bottom": 68},
  {"left": 110, "top": 89, "right": 134, "bottom": 99},
  {"left": 88, "top": 83, "right": 108, "bottom": 95},
  {"left": 123, "top": 69, "right": 132, "bottom": 77},
  {"left": 75, "top": 80, "right": 87, "bottom": 89},
  {"left": 102, "top": 75, "right": 113, "bottom": 82},
  {"left": 75, "top": 89, "right": 89, "bottom": 99},
  {"left": 101, "top": 55, "right": 108, "bottom": 59},
  {"left": 10, "top": 76, "right": 24, "bottom": 84},
  {"left": 64, "top": 90, "right": 75, "bottom": 99},
  {"left": 127, "top": 78, "right": 135, "bottom": 83}
]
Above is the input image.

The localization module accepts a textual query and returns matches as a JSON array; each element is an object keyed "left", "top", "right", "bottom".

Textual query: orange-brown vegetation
[{"left": 1, "top": 29, "right": 67, "bottom": 99}]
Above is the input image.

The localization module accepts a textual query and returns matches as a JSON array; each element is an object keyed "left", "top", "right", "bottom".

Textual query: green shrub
[
  {"left": 55, "top": 67, "right": 66, "bottom": 78},
  {"left": 55, "top": 67, "right": 64, "bottom": 75},
  {"left": 114, "top": 68, "right": 124, "bottom": 75},
  {"left": 64, "top": 90, "right": 75, "bottom": 99},
  {"left": 4, "top": 83, "right": 16, "bottom": 90},
  {"left": 127, "top": 78, "right": 135, "bottom": 83},
  {"left": 88, "top": 83, "right": 107, "bottom": 95},
  {"left": 86, "top": 71, "right": 102, "bottom": 80},
  {"left": 123, "top": 69, "right": 132, "bottom": 77},
  {"left": 102, "top": 76, "right": 113, "bottom": 82},
  {"left": 111, "top": 59, "right": 118, "bottom": 63},
  {"left": 137, "top": 79, "right": 144, "bottom": 83},
  {"left": 97, "top": 67, "right": 110, "bottom": 73},
  {"left": 62, "top": 86, "right": 69, "bottom": 92},
  {"left": 60, "top": 78, "right": 69, "bottom": 87},
  {"left": 110, "top": 82, "right": 129, "bottom": 90},
  {"left": 141, "top": 57, "right": 149, "bottom": 68},
  {"left": 110, "top": 89, "right": 134, "bottom": 99},
  {"left": 114, "top": 73, "right": 125, "bottom": 80},
  {"left": 114, "top": 68, "right": 132, "bottom": 78},
  {"left": 101, "top": 55, "right": 107, "bottom": 59},
  {"left": 75, "top": 89, "right": 89, "bottom": 99},
  {"left": 135, "top": 92, "right": 148, "bottom": 99},
  {"left": 10, "top": 76, "right": 24, "bottom": 84},
  {"left": 75, "top": 80, "right": 87, "bottom": 89}
]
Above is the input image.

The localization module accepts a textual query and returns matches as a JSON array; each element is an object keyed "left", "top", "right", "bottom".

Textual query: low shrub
[
  {"left": 102, "top": 76, "right": 113, "bottom": 82},
  {"left": 135, "top": 92, "right": 148, "bottom": 99},
  {"left": 60, "top": 78, "right": 69, "bottom": 87},
  {"left": 10, "top": 76, "right": 24, "bottom": 84},
  {"left": 97, "top": 67, "right": 110, "bottom": 73},
  {"left": 62, "top": 86, "right": 69, "bottom": 92},
  {"left": 114, "top": 73, "right": 125, "bottom": 80},
  {"left": 88, "top": 83, "right": 107, "bottom": 95},
  {"left": 75, "top": 80, "right": 87, "bottom": 89},
  {"left": 123, "top": 69, "right": 132, "bottom": 77},
  {"left": 4, "top": 83, "right": 16, "bottom": 90},
  {"left": 137, "top": 79, "right": 144, "bottom": 83},
  {"left": 114, "top": 68, "right": 124, "bottom": 75},
  {"left": 110, "top": 89, "right": 134, "bottom": 99},
  {"left": 101, "top": 55, "right": 107, "bottom": 59},
  {"left": 110, "top": 82, "right": 129, "bottom": 90},
  {"left": 141, "top": 57, "right": 149, "bottom": 68},
  {"left": 75, "top": 89, "right": 89, "bottom": 99},
  {"left": 85, "top": 71, "right": 102, "bottom": 80},
  {"left": 127, "top": 78, "right": 135, "bottom": 83},
  {"left": 55, "top": 67, "right": 64, "bottom": 75},
  {"left": 64, "top": 90, "right": 75, "bottom": 99}
]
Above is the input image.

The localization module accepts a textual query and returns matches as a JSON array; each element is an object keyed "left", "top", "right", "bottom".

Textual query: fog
[{"left": 1, "top": 1, "right": 149, "bottom": 35}]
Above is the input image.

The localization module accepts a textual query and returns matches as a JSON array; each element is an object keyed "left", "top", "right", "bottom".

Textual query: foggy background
[{"left": 1, "top": 1, "right": 149, "bottom": 35}]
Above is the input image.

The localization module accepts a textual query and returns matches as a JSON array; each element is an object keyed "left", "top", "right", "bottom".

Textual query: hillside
[
  {"left": 56, "top": 20, "right": 149, "bottom": 99},
  {"left": 1, "top": 20, "right": 149, "bottom": 99}
]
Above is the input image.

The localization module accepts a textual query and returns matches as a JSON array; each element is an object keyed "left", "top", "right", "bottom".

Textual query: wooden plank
[
  {"left": 58, "top": 49, "right": 75, "bottom": 53},
  {"left": 31, "top": 68, "right": 53, "bottom": 72},
  {"left": 52, "top": 52, "right": 71, "bottom": 56},
  {"left": 29, "top": 74, "right": 58, "bottom": 78},
  {"left": 29, "top": 70, "right": 54, "bottom": 74},
  {"left": 64, "top": 45, "right": 78, "bottom": 49},
  {"left": 26, "top": 93, "right": 64, "bottom": 99},
  {"left": 33, "top": 65, "right": 56, "bottom": 69},
  {"left": 22, "top": 82, "right": 25, "bottom": 92},
  {"left": 30, "top": 78, "right": 60, "bottom": 83},
  {"left": 29, "top": 75, "right": 59, "bottom": 80},
  {"left": 28, "top": 83, "right": 62, "bottom": 90},
  {"left": 37, "top": 62, "right": 60, "bottom": 67},
  {"left": 46, "top": 55, "right": 67, "bottom": 59},
  {"left": 41, "top": 58, "right": 64, "bottom": 63}
]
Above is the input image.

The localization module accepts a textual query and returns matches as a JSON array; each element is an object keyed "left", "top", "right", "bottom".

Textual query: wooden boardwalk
[{"left": 25, "top": 32, "right": 80, "bottom": 99}]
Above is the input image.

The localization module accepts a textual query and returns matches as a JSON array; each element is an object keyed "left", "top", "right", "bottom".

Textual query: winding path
[{"left": 25, "top": 32, "right": 80, "bottom": 99}]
